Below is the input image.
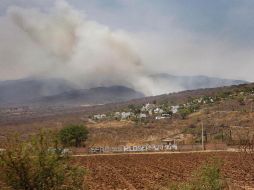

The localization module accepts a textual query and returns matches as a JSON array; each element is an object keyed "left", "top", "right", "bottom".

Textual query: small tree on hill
[
  {"left": 128, "top": 104, "right": 141, "bottom": 115},
  {"left": 178, "top": 108, "right": 191, "bottom": 119},
  {"left": 59, "top": 124, "right": 89, "bottom": 147}
]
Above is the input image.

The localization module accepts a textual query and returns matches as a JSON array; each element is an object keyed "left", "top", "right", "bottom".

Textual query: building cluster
[
  {"left": 139, "top": 103, "right": 179, "bottom": 120},
  {"left": 93, "top": 114, "right": 106, "bottom": 120},
  {"left": 93, "top": 103, "right": 180, "bottom": 121},
  {"left": 92, "top": 87, "right": 254, "bottom": 122}
]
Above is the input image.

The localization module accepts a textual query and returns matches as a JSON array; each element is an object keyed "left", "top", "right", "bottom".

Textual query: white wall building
[
  {"left": 154, "top": 107, "right": 164, "bottom": 114},
  {"left": 94, "top": 114, "right": 106, "bottom": 120},
  {"left": 141, "top": 103, "right": 155, "bottom": 112},
  {"left": 121, "top": 112, "right": 132, "bottom": 120},
  {"left": 171, "top": 105, "right": 179, "bottom": 114}
]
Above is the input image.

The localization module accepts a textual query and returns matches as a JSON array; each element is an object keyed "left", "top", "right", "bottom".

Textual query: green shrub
[
  {"left": 178, "top": 108, "right": 192, "bottom": 119},
  {"left": 0, "top": 131, "right": 86, "bottom": 190}
]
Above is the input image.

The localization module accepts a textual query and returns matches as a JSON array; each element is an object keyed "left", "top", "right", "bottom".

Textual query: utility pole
[{"left": 201, "top": 122, "right": 205, "bottom": 150}]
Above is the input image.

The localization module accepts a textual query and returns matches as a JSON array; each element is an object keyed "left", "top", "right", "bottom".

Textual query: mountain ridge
[
  {"left": 0, "top": 74, "right": 249, "bottom": 106},
  {"left": 150, "top": 73, "right": 247, "bottom": 93},
  {"left": 33, "top": 85, "right": 145, "bottom": 106}
]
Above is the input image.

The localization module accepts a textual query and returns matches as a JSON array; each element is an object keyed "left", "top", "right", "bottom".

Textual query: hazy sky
[{"left": 0, "top": 0, "right": 254, "bottom": 92}]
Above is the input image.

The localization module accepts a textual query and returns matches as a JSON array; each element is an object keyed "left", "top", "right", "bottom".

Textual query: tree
[
  {"left": 128, "top": 104, "right": 141, "bottom": 115},
  {"left": 59, "top": 124, "right": 88, "bottom": 147},
  {"left": 178, "top": 108, "right": 191, "bottom": 119},
  {"left": 0, "top": 131, "right": 85, "bottom": 190},
  {"left": 160, "top": 104, "right": 172, "bottom": 115},
  {"left": 128, "top": 104, "right": 136, "bottom": 111}
]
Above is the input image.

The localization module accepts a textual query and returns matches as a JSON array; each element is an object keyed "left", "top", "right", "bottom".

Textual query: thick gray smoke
[
  {"left": 0, "top": 1, "right": 154, "bottom": 95},
  {"left": 1, "top": 1, "right": 252, "bottom": 96}
]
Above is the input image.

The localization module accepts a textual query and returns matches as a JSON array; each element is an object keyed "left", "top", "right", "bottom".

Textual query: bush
[
  {"left": 178, "top": 108, "right": 192, "bottom": 119},
  {"left": 0, "top": 131, "right": 86, "bottom": 190},
  {"left": 59, "top": 124, "right": 89, "bottom": 147},
  {"left": 167, "top": 160, "right": 227, "bottom": 190}
]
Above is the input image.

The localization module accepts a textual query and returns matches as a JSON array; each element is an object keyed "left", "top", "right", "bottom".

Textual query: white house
[
  {"left": 141, "top": 103, "right": 155, "bottom": 112},
  {"left": 156, "top": 113, "right": 171, "bottom": 120},
  {"left": 121, "top": 112, "right": 132, "bottom": 120},
  {"left": 171, "top": 105, "right": 179, "bottom": 114},
  {"left": 114, "top": 112, "right": 121, "bottom": 119},
  {"left": 138, "top": 113, "right": 147, "bottom": 118},
  {"left": 154, "top": 107, "right": 164, "bottom": 114},
  {"left": 94, "top": 114, "right": 106, "bottom": 120},
  {"left": 197, "top": 98, "right": 203, "bottom": 103},
  {"left": 155, "top": 116, "right": 164, "bottom": 120},
  {"left": 162, "top": 113, "right": 171, "bottom": 118}
]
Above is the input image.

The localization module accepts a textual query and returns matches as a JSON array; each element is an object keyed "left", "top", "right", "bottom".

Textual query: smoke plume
[
  {"left": 1, "top": 0, "right": 252, "bottom": 96},
  {"left": 0, "top": 1, "right": 154, "bottom": 95}
]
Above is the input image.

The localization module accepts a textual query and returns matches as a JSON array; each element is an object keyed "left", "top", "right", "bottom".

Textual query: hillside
[
  {"left": 0, "top": 78, "right": 75, "bottom": 105},
  {"left": 0, "top": 78, "right": 144, "bottom": 106},
  {"left": 1, "top": 82, "right": 254, "bottom": 148},
  {"left": 34, "top": 86, "right": 145, "bottom": 106}
]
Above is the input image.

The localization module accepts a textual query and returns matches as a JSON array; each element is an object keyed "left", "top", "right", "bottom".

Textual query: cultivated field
[{"left": 76, "top": 152, "right": 254, "bottom": 190}]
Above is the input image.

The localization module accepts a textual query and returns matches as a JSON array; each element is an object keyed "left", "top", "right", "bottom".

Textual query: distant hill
[
  {"left": 34, "top": 86, "right": 145, "bottom": 106},
  {"left": 0, "top": 78, "right": 144, "bottom": 106},
  {"left": 150, "top": 74, "right": 248, "bottom": 92},
  {"left": 0, "top": 78, "right": 75, "bottom": 106},
  {"left": 0, "top": 75, "right": 248, "bottom": 106}
]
